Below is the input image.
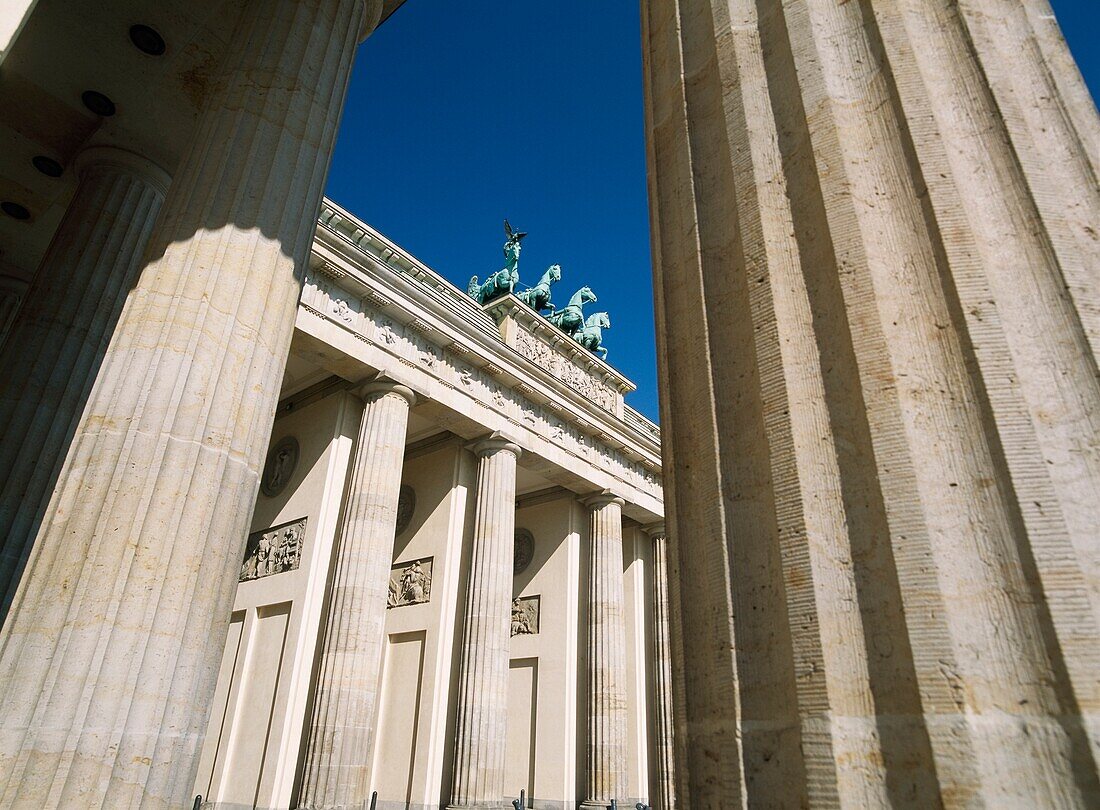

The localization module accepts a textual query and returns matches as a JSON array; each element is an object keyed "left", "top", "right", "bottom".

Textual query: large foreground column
[
  {"left": 0, "top": 0, "right": 380, "bottom": 805},
  {"left": 643, "top": 0, "right": 1099, "bottom": 806},
  {"left": 300, "top": 380, "right": 415, "bottom": 809},
  {"left": 646, "top": 523, "right": 676, "bottom": 810},
  {"left": 0, "top": 146, "right": 169, "bottom": 617},
  {"left": 581, "top": 493, "right": 627, "bottom": 810},
  {"left": 448, "top": 435, "right": 521, "bottom": 810}
]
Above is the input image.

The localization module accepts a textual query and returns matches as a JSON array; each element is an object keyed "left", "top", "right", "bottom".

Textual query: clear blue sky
[{"left": 325, "top": 0, "right": 1099, "bottom": 425}]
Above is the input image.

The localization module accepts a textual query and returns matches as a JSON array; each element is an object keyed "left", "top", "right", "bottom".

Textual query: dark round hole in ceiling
[
  {"left": 1, "top": 202, "right": 31, "bottom": 220},
  {"left": 82, "top": 90, "right": 116, "bottom": 117},
  {"left": 129, "top": 24, "right": 166, "bottom": 56},
  {"left": 32, "top": 156, "right": 64, "bottom": 178}
]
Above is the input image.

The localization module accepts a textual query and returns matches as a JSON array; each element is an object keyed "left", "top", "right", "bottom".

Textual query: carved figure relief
[
  {"left": 395, "top": 485, "right": 416, "bottom": 536},
  {"left": 514, "top": 528, "right": 535, "bottom": 575},
  {"left": 387, "top": 557, "right": 433, "bottom": 608},
  {"left": 261, "top": 436, "right": 299, "bottom": 497},
  {"left": 332, "top": 297, "right": 353, "bottom": 323},
  {"left": 240, "top": 517, "right": 306, "bottom": 582},
  {"left": 511, "top": 595, "right": 540, "bottom": 636}
]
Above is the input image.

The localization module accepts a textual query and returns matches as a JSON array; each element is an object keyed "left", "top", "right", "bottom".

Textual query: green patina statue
[
  {"left": 574, "top": 311, "right": 610, "bottom": 359},
  {"left": 546, "top": 285, "right": 597, "bottom": 337},
  {"left": 517, "top": 263, "right": 561, "bottom": 313},
  {"left": 468, "top": 219, "right": 526, "bottom": 305}
]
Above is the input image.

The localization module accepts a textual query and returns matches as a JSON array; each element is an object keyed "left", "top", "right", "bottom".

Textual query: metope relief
[
  {"left": 240, "top": 517, "right": 306, "bottom": 582},
  {"left": 511, "top": 595, "right": 540, "bottom": 636},
  {"left": 261, "top": 436, "right": 299, "bottom": 498},
  {"left": 388, "top": 557, "right": 433, "bottom": 608}
]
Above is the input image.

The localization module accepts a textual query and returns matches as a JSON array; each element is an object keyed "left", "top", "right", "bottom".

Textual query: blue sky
[{"left": 326, "top": 0, "right": 1099, "bottom": 424}]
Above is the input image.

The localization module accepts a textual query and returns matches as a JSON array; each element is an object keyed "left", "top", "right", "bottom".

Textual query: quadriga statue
[
  {"left": 467, "top": 219, "right": 526, "bottom": 305},
  {"left": 574, "top": 311, "right": 610, "bottom": 359},
  {"left": 546, "top": 285, "right": 597, "bottom": 337},
  {"left": 517, "top": 263, "right": 561, "bottom": 313}
]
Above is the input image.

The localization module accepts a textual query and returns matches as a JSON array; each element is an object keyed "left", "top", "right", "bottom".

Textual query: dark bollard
[
  {"left": 512, "top": 787, "right": 526, "bottom": 809},
  {"left": 636, "top": 804, "right": 651, "bottom": 810},
  {"left": 370, "top": 791, "right": 378, "bottom": 810},
  {"left": 610, "top": 801, "right": 617, "bottom": 810},
  {"left": 192, "top": 797, "right": 202, "bottom": 810}
]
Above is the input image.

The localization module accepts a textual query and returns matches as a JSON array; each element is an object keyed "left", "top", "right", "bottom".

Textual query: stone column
[
  {"left": 0, "top": 147, "right": 169, "bottom": 617},
  {"left": 643, "top": 0, "right": 1098, "bottom": 805},
  {"left": 0, "top": 0, "right": 382, "bottom": 805},
  {"left": 645, "top": 523, "right": 676, "bottom": 810},
  {"left": 448, "top": 435, "right": 521, "bottom": 810},
  {"left": 581, "top": 493, "right": 627, "bottom": 810},
  {"left": 0, "top": 273, "right": 28, "bottom": 349},
  {"left": 299, "top": 380, "right": 415, "bottom": 809}
]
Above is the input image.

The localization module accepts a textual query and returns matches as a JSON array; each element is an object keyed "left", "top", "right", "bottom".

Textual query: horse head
[
  {"left": 587, "top": 312, "right": 610, "bottom": 329},
  {"left": 547, "top": 264, "right": 562, "bottom": 283},
  {"left": 570, "top": 285, "right": 597, "bottom": 307}
]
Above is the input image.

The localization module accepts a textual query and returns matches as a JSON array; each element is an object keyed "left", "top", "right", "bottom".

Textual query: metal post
[{"left": 370, "top": 791, "right": 378, "bottom": 810}]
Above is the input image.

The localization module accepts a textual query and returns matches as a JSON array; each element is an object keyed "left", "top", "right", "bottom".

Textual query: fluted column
[
  {"left": 0, "top": 273, "right": 28, "bottom": 349},
  {"left": 0, "top": 0, "right": 381, "bottom": 805},
  {"left": 645, "top": 523, "right": 676, "bottom": 810},
  {"left": 581, "top": 493, "right": 627, "bottom": 809},
  {"left": 300, "top": 380, "right": 415, "bottom": 809},
  {"left": 643, "top": 0, "right": 1099, "bottom": 805},
  {"left": 0, "top": 147, "right": 169, "bottom": 617},
  {"left": 448, "top": 435, "right": 521, "bottom": 810}
]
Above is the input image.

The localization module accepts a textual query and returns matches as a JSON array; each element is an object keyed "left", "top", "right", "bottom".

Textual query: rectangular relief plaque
[
  {"left": 388, "top": 557, "right": 433, "bottom": 608},
  {"left": 511, "top": 595, "right": 540, "bottom": 636},
  {"left": 240, "top": 517, "right": 307, "bottom": 582}
]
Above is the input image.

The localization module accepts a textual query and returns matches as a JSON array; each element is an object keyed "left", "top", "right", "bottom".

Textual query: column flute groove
[{"left": 300, "top": 381, "right": 415, "bottom": 809}]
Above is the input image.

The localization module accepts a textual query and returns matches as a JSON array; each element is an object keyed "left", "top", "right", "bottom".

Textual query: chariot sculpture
[{"left": 467, "top": 219, "right": 526, "bottom": 305}]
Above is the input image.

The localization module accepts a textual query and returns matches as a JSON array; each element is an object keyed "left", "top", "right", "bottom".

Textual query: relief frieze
[{"left": 301, "top": 267, "right": 661, "bottom": 500}]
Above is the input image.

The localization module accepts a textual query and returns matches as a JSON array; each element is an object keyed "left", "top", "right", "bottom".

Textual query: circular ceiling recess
[
  {"left": 32, "top": 156, "right": 63, "bottom": 177},
  {"left": 129, "top": 24, "right": 166, "bottom": 56},
  {"left": 1, "top": 202, "right": 31, "bottom": 220},
  {"left": 81, "top": 90, "right": 116, "bottom": 117}
]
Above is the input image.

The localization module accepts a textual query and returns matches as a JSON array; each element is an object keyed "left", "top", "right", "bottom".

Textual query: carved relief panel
[
  {"left": 240, "top": 517, "right": 307, "bottom": 582},
  {"left": 510, "top": 595, "right": 540, "bottom": 636},
  {"left": 388, "top": 557, "right": 433, "bottom": 608}
]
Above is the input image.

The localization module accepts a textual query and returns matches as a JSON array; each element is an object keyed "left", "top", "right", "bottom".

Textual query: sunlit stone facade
[
  {"left": 0, "top": 0, "right": 1096, "bottom": 807},
  {"left": 189, "top": 201, "right": 668, "bottom": 809}
]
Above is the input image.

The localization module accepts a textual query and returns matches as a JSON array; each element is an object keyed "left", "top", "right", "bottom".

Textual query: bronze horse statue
[{"left": 546, "top": 285, "right": 597, "bottom": 337}]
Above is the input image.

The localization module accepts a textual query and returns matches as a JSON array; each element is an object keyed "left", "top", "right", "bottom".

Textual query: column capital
[
  {"left": 74, "top": 145, "right": 171, "bottom": 196},
  {"left": 643, "top": 521, "right": 666, "bottom": 539},
  {"left": 468, "top": 432, "right": 522, "bottom": 460},
  {"left": 354, "top": 375, "right": 416, "bottom": 408},
  {"left": 581, "top": 490, "right": 625, "bottom": 511}
]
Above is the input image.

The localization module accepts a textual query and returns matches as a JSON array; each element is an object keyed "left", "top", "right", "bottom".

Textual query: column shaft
[
  {"left": 0, "top": 148, "right": 168, "bottom": 616},
  {"left": 582, "top": 495, "right": 627, "bottom": 808},
  {"left": 0, "top": 0, "right": 375, "bottom": 805},
  {"left": 648, "top": 526, "right": 676, "bottom": 810},
  {"left": 643, "top": 0, "right": 1098, "bottom": 805},
  {"left": 300, "top": 382, "right": 414, "bottom": 809},
  {"left": 449, "top": 437, "right": 521, "bottom": 809}
]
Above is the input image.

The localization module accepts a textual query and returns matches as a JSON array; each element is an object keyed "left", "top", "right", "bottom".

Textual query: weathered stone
[{"left": 643, "top": 0, "right": 1100, "bottom": 805}]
